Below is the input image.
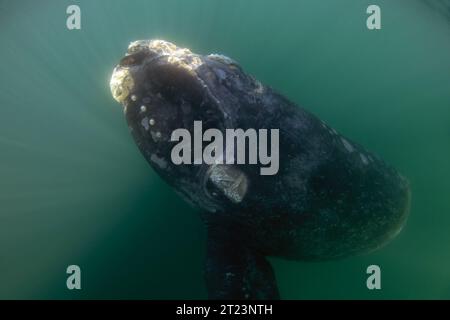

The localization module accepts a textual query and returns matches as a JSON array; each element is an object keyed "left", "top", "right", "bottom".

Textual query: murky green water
[{"left": 0, "top": 0, "right": 449, "bottom": 299}]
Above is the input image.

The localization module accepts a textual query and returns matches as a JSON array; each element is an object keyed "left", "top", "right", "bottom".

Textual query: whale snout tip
[
  {"left": 110, "top": 67, "right": 134, "bottom": 104},
  {"left": 110, "top": 39, "right": 200, "bottom": 105}
]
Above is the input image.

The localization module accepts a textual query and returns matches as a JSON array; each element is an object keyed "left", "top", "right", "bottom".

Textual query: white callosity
[
  {"left": 110, "top": 40, "right": 205, "bottom": 104},
  {"left": 130, "top": 39, "right": 203, "bottom": 73},
  {"left": 110, "top": 67, "right": 134, "bottom": 103}
]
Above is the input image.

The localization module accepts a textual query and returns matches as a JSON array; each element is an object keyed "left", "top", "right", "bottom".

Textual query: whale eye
[{"left": 205, "top": 164, "right": 248, "bottom": 204}]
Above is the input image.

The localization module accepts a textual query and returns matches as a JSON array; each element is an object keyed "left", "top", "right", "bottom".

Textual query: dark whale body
[{"left": 110, "top": 40, "right": 410, "bottom": 299}]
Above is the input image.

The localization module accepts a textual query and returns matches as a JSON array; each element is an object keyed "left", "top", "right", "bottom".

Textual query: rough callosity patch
[
  {"left": 130, "top": 39, "right": 179, "bottom": 55},
  {"left": 110, "top": 67, "right": 134, "bottom": 103},
  {"left": 167, "top": 54, "right": 203, "bottom": 72},
  {"left": 129, "top": 39, "right": 203, "bottom": 73}
]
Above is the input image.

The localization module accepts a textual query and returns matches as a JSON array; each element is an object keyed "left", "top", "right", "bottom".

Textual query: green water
[{"left": 0, "top": 0, "right": 449, "bottom": 299}]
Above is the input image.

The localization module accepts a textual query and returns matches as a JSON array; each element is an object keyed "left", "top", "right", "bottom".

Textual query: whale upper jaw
[{"left": 110, "top": 40, "right": 205, "bottom": 105}]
